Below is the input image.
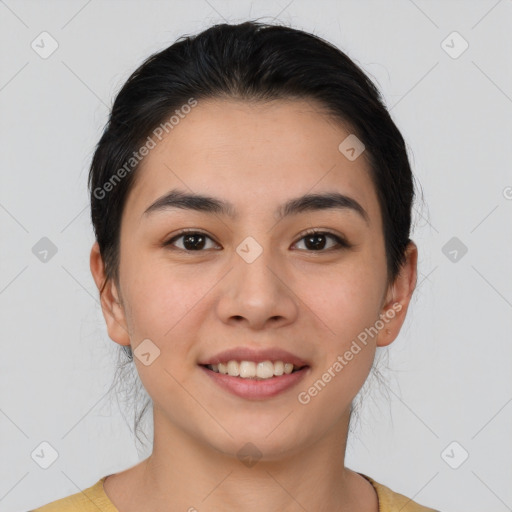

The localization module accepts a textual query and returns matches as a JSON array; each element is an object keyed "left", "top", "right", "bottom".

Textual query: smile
[
  {"left": 199, "top": 362, "right": 310, "bottom": 400},
  {"left": 204, "top": 360, "right": 304, "bottom": 380}
]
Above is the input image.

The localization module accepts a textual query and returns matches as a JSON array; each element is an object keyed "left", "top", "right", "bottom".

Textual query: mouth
[
  {"left": 200, "top": 360, "right": 307, "bottom": 380},
  {"left": 198, "top": 347, "right": 311, "bottom": 400},
  {"left": 198, "top": 347, "right": 311, "bottom": 399}
]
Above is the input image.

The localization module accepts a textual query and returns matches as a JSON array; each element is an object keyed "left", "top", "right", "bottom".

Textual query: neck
[{"left": 130, "top": 406, "right": 374, "bottom": 512}]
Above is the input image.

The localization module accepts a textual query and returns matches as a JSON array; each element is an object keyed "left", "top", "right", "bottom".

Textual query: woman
[{"left": 32, "top": 20, "right": 439, "bottom": 512}]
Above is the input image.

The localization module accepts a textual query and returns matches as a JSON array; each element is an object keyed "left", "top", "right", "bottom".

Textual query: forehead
[{"left": 122, "top": 98, "right": 381, "bottom": 227}]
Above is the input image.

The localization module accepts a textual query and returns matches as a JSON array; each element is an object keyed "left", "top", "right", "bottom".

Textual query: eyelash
[{"left": 162, "top": 228, "right": 352, "bottom": 252}]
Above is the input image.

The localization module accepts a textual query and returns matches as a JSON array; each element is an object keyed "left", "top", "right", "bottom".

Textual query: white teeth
[
  {"left": 206, "top": 360, "right": 302, "bottom": 379},
  {"left": 239, "top": 361, "right": 256, "bottom": 378},
  {"left": 226, "top": 360, "right": 239, "bottom": 376},
  {"left": 274, "top": 361, "right": 284, "bottom": 376},
  {"left": 256, "top": 361, "right": 274, "bottom": 379}
]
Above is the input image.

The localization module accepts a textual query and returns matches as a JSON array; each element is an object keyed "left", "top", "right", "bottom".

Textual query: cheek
[
  {"left": 296, "top": 269, "right": 381, "bottom": 415},
  {"left": 121, "top": 256, "right": 217, "bottom": 367},
  {"left": 119, "top": 260, "right": 187, "bottom": 346},
  {"left": 123, "top": 268, "right": 204, "bottom": 405},
  {"left": 303, "top": 260, "right": 385, "bottom": 341}
]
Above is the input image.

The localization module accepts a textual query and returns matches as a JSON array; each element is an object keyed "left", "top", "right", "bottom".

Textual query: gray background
[{"left": 1, "top": 1, "right": 511, "bottom": 511}]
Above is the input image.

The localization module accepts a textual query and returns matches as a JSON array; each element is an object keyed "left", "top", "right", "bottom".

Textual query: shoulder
[
  {"left": 360, "top": 473, "right": 441, "bottom": 512},
  {"left": 30, "top": 476, "right": 118, "bottom": 512}
]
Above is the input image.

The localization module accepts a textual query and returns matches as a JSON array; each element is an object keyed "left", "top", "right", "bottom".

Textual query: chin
[{"left": 199, "top": 416, "right": 312, "bottom": 462}]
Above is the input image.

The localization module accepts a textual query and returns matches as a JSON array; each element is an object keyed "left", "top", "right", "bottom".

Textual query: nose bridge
[
  {"left": 233, "top": 235, "right": 280, "bottom": 303},
  {"left": 216, "top": 234, "right": 297, "bottom": 327}
]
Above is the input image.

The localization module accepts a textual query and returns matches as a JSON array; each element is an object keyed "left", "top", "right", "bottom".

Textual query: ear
[
  {"left": 376, "top": 241, "right": 418, "bottom": 348},
  {"left": 89, "top": 241, "right": 131, "bottom": 346}
]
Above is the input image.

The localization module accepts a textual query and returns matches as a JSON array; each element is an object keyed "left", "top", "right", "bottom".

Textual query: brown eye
[
  {"left": 163, "top": 229, "right": 351, "bottom": 253},
  {"left": 164, "top": 231, "right": 219, "bottom": 251},
  {"left": 293, "top": 230, "right": 351, "bottom": 251}
]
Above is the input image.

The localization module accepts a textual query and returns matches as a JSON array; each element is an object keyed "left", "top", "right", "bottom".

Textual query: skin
[{"left": 90, "top": 98, "right": 418, "bottom": 512}]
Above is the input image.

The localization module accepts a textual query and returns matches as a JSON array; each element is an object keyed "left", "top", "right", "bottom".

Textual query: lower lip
[{"left": 199, "top": 365, "right": 310, "bottom": 400}]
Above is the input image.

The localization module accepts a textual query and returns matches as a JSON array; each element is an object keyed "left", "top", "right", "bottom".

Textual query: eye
[
  {"left": 292, "top": 229, "right": 351, "bottom": 252},
  {"left": 163, "top": 228, "right": 352, "bottom": 252},
  {"left": 163, "top": 230, "right": 219, "bottom": 251}
]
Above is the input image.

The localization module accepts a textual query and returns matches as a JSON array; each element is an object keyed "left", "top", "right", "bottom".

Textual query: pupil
[
  {"left": 305, "top": 234, "right": 326, "bottom": 250},
  {"left": 184, "top": 234, "right": 205, "bottom": 250}
]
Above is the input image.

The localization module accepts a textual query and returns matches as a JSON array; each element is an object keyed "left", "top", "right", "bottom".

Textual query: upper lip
[{"left": 199, "top": 347, "right": 309, "bottom": 368}]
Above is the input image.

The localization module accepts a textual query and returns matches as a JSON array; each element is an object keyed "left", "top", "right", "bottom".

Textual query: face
[{"left": 91, "top": 98, "right": 417, "bottom": 460}]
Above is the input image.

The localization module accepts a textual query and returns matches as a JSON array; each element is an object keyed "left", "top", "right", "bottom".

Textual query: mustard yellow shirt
[{"left": 31, "top": 473, "right": 440, "bottom": 511}]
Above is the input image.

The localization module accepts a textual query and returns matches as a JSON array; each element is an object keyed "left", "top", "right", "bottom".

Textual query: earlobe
[
  {"left": 376, "top": 241, "right": 418, "bottom": 348},
  {"left": 89, "top": 242, "right": 131, "bottom": 346}
]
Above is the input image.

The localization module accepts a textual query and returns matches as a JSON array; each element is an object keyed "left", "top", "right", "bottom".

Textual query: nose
[{"left": 215, "top": 248, "right": 299, "bottom": 331}]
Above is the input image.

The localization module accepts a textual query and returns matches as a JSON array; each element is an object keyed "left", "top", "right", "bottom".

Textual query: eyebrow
[{"left": 142, "top": 188, "right": 369, "bottom": 225}]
